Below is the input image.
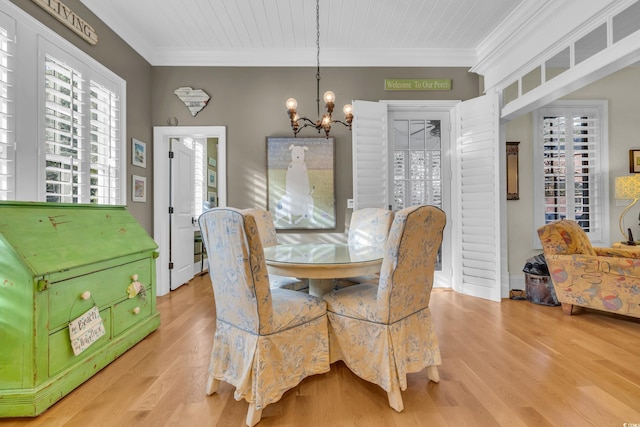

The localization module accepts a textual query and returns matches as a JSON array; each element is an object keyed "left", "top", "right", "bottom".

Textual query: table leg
[{"left": 308, "top": 278, "right": 335, "bottom": 297}]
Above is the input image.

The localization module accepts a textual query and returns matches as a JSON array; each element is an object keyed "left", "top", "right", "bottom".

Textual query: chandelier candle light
[{"left": 285, "top": 0, "right": 353, "bottom": 138}]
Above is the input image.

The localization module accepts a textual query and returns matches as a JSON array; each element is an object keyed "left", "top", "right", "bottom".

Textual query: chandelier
[{"left": 285, "top": 0, "right": 353, "bottom": 138}]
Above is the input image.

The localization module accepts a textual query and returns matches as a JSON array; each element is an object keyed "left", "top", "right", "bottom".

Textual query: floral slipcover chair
[
  {"left": 323, "top": 205, "right": 446, "bottom": 412},
  {"left": 198, "top": 208, "right": 329, "bottom": 426},
  {"left": 537, "top": 219, "right": 640, "bottom": 317},
  {"left": 242, "top": 208, "right": 308, "bottom": 291},
  {"left": 336, "top": 207, "right": 394, "bottom": 287}
]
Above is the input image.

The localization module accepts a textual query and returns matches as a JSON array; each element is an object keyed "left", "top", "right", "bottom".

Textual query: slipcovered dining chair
[
  {"left": 242, "top": 208, "right": 308, "bottom": 291},
  {"left": 335, "top": 207, "right": 393, "bottom": 288},
  {"left": 198, "top": 208, "right": 330, "bottom": 426},
  {"left": 323, "top": 205, "right": 446, "bottom": 412}
]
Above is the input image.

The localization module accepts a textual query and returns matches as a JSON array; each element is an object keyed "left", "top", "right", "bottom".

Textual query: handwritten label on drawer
[{"left": 69, "top": 306, "right": 106, "bottom": 356}]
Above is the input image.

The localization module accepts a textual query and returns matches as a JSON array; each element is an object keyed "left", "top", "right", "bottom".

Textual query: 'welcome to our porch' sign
[
  {"left": 384, "top": 79, "right": 452, "bottom": 91},
  {"left": 32, "top": 0, "right": 98, "bottom": 45}
]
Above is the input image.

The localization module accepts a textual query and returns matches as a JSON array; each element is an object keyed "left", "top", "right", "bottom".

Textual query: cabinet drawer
[
  {"left": 112, "top": 291, "right": 152, "bottom": 336},
  {"left": 49, "top": 308, "right": 112, "bottom": 376},
  {"left": 49, "top": 258, "right": 152, "bottom": 330}
]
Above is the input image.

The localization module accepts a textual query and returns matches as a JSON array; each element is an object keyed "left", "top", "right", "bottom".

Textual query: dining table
[{"left": 263, "top": 242, "right": 385, "bottom": 297}]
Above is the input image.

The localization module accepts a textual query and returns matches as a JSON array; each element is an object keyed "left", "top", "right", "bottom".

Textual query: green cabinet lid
[{"left": 0, "top": 202, "right": 158, "bottom": 277}]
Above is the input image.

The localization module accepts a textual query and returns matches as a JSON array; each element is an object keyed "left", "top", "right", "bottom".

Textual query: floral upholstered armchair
[
  {"left": 537, "top": 219, "right": 640, "bottom": 318},
  {"left": 198, "top": 208, "right": 329, "bottom": 426}
]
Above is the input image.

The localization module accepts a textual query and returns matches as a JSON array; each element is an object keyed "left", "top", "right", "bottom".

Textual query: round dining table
[{"left": 263, "top": 243, "right": 384, "bottom": 297}]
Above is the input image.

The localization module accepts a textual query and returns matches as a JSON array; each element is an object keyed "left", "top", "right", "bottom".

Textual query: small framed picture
[
  {"left": 630, "top": 150, "right": 640, "bottom": 173},
  {"left": 208, "top": 191, "right": 217, "bottom": 206},
  {"left": 208, "top": 157, "right": 216, "bottom": 167},
  {"left": 208, "top": 169, "right": 217, "bottom": 188},
  {"left": 132, "top": 175, "right": 147, "bottom": 202},
  {"left": 132, "top": 138, "right": 147, "bottom": 168}
]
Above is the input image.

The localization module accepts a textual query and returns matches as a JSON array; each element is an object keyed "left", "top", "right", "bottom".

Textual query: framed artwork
[
  {"left": 132, "top": 138, "right": 146, "bottom": 168},
  {"left": 630, "top": 150, "right": 640, "bottom": 173},
  {"left": 208, "top": 191, "right": 217, "bottom": 206},
  {"left": 208, "top": 169, "right": 217, "bottom": 187},
  {"left": 132, "top": 175, "right": 146, "bottom": 202},
  {"left": 266, "top": 137, "right": 335, "bottom": 230},
  {"left": 208, "top": 157, "right": 216, "bottom": 167}
]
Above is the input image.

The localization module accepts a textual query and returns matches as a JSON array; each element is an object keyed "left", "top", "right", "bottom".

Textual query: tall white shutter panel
[
  {"left": 540, "top": 107, "right": 602, "bottom": 241},
  {"left": 456, "top": 94, "right": 502, "bottom": 302},
  {"left": 0, "top": 13, "right": 14, "bottom": 201},
  {"left": 352, "top": 100, "right": 388, "bottom": 210},
  {"left": 89, "top": 80, "right": 120, "bottom": 204},
  {"left": 44, "top": 56, "right": 84, "bottom": 203}
]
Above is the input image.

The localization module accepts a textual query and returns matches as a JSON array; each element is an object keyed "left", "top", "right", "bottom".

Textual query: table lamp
[{"left": 615, "top": 175, "right": 640, "bottom": 242}]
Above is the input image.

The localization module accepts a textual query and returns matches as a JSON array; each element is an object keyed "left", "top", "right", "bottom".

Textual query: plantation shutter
[
  {"left": 89, "top": 80, "right": 120, "bottom": 204},
  {"left": 351, "top": 100, "right": 388, "bottom": 210},
  {"left": 44, "top": 56, "right": 84, "bottom": 203},
  {"left": 455, "top": 94, "right": 503, "bottom": 302},
  {"left": 540, "top": 107, "right": 602, "bottom": 241},
  {"left": 0, "top": 12, "right": 14, "bottom": 201}
]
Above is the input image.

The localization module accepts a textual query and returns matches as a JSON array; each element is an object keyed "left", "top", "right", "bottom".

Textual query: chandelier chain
[{"left": 315, "top": 0, "right": 320, "bottom": 118}]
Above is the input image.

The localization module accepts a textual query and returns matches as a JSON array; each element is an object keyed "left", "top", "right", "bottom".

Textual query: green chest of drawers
[{"left": 0, "top": 202, "right": 161, "bottom": 417}]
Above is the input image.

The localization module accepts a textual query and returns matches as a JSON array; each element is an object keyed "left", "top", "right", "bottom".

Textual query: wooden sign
[
  {"left": 384, "top": 79, "right": 451, "bottom": 91},
  {"left": 31, "top": 0, "right": 98, "bottom": 45},
  {"left": 69, "top": 306, "right": 106, "bottom": 356}
]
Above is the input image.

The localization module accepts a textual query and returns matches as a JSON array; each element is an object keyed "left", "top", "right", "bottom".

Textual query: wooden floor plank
[{"left": 3, "top": 275, "right": 640, "bottom": 427}]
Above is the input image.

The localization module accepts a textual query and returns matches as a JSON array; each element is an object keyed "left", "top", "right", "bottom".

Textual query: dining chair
[
  {"left": 323, "top": 205, "right": 446, "bottom": 412},
  {"left": 198, "top": 208, "right": 330, "bottom": 426},
  {"left": 335, "top": 207, "right": 393, "bottom": 287},
  {"left": 242, "top": 208, "right": 308, "bottom": 291}
]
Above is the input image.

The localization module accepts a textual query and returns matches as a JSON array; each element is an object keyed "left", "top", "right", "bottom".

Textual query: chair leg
[
  {"left": 561, "top": 303, "right": 573, "bottom": 316},
  {"left": 246, "top": 403, "right": 263, "bottom": 427},
  {"left": 205, "top": 376, "right": 219, "bottom": 396},
  {"left": 426, "top": 365, "right": 440, "bottom": 383},
  {"left": 387, "top": 388, "right": 404, "bottom": 412}
]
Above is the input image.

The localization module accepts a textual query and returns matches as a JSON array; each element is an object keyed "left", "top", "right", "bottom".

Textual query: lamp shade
[{"left": 615, "top": 175, "right": 640, "bottom": 200}]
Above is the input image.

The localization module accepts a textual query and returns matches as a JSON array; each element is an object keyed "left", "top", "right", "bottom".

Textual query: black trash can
[{"left": 522, "top": 254, "right": 560, "bottom": 306}]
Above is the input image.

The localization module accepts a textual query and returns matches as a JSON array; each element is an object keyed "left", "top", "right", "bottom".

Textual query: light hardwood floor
[{"left": 3, "top": 274, "right": 640, "bottom": 427}]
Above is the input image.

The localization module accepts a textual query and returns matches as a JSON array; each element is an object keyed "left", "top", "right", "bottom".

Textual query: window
[
  {"left": 0, "top": 11, "right": 14, "bottom": 201},
  {"left": 534, "top": 101, "right": 608, "bottom": 243},
  {"left": 0, "top": 1, "right": 125, "bottom": 204}
]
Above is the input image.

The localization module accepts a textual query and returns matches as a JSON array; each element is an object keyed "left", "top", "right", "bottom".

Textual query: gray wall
[
  {"left": 11, "top": 0, "right": 154, "bottom": 233},
  {"left": 152, "top": 66, "right": 481, "bottom": 235}
]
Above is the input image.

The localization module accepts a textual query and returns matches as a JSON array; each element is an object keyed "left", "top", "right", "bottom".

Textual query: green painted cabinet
[{"left": 0, "top": 202, "right": 161, "bottom": 417}]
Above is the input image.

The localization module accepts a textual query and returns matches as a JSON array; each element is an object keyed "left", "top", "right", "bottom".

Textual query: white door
[
  {"left": 454, "top": 92, "right": 505, "bottom": 302},
  {"left": 169, "top": 138, "right": 195, "bottom": 290},
  {"left": 153, "top": 126, "right": 227, "bottom": 296},
  {"left": 387, "top": 109, "right": 452, "bottom": 288}
]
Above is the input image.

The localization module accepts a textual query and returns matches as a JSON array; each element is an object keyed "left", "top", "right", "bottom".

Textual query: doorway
[{"left": 153, "top": 126, "right": 227, "bottom": 296}]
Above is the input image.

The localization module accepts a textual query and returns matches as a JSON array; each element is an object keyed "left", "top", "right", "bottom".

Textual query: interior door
[
  {"left": 169, "top": 138, "right": 195, "bottom": 290},
  {"left": 153, "top": 126, "right": 227, "bottom": 296}
]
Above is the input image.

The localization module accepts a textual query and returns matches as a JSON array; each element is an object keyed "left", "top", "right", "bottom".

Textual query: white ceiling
[{"left": 79, "top": 0, "right": 527, "bottom": 67}]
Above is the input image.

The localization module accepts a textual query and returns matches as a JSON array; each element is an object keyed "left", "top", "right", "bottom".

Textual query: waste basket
[{"left": 522, "top": 254, "right": 559, "bottom": 306}]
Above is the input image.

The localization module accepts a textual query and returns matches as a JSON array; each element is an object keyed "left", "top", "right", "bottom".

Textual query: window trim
[
  {"left": 2, "top": 0, "right": 126, "bottom": 204},
  {"left": 532, "top": 100, "right": 610, "bottom": 247}
]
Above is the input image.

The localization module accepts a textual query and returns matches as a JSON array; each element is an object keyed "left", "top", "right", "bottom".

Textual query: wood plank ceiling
[{"left": 79, "top": 0, "right": 526, "bottom": 67}]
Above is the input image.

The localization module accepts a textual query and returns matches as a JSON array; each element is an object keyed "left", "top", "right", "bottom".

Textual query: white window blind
[
  {"left": 0, "top": 13, "right": 14, "bottom": 201},
  {"left": 44, "top": 55, "right": 121, "bottom": 204},
  {"left": 44, "top": 56, "right": 83, "bottom": 203},
  {"left": 536, "top": 102, "right": 607, "bottom": 242},
  {"left": 182, "top": 136, "right": 205, "bottom": 217}
]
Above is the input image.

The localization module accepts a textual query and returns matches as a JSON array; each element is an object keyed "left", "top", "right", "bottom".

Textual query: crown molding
[{"left": 147, "top": 48, "right": 478, "bottom": 67}]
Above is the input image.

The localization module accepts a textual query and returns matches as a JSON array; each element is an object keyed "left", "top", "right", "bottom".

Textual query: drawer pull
[
  {"left": 133, "top": 307, "right": 141, "bottom": 315},
  {"left": 80, "top": 291, "right": 91, "bottom": 300}
]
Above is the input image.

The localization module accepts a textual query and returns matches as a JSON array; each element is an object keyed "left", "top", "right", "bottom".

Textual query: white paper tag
[{"left": 69, "top": 306, "right": 106, "bottom": 356}]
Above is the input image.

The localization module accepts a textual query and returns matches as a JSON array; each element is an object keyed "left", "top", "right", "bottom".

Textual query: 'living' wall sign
[
  {"left": 32, "top": 0, "right": 98, "bottom": 45},
  {"left": 384, "top": 79, "right": 451, "bottom": 91}
]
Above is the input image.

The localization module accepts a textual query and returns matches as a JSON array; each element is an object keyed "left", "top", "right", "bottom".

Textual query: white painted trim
[{"left": 153, "top": 126, "right": 226, "bottom": 296}]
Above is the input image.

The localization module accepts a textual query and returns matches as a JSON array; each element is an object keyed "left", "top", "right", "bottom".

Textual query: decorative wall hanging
[
  {"left": 131, "top": 138, "right": 146, "bottom": 168},
  {"left": 174, "top": 87, "right": 210, "bottom": 117},
  {"left": 267, "top": 137, "right": 336, "bottom": 230}
]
